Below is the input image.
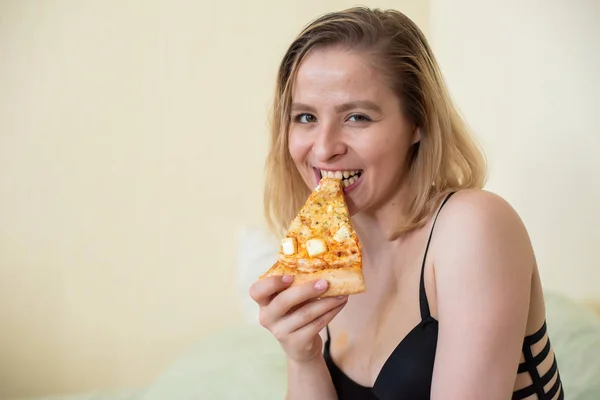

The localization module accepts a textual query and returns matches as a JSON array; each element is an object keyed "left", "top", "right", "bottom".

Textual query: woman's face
[{"left": 288, "top": 47, "right": 419, "bottom": 215}]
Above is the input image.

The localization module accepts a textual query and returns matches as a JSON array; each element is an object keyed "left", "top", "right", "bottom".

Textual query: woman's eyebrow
[
  {"left": 290, "top": 101, "right": 382, "bottom": 113},
  {"left": 290, "top": 103, "right": 317, "bottom": 113},
  {"left": 335, "top": 100, "right": 382, "bottom": 113}
]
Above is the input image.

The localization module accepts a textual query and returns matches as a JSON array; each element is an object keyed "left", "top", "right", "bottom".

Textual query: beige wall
[
  {"left": 0, "top": 0, "right": 429, "bottom": 398},
  {"left": 429, "top": 0, "right": 600, "bottom": 300},
  {"left": 3, "top": 0, "right": 597, "bottom": 397}
]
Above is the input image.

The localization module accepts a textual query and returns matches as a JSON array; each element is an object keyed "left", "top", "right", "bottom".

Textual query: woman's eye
[
  {"left": 347, "top": 114, "right": 371, "bottom": 123},
  {"left": 293, "top": 113, "right": 317, "bottom": 123}
]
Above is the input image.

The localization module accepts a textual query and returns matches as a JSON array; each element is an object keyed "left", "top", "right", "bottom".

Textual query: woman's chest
[{"left": 328, "top": 266, "right": 425, "bottom": 387}]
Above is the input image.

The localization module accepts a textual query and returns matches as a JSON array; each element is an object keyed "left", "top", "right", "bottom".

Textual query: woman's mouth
[{"left": 313, "top": 168, "right": 363, "bottom": 192}]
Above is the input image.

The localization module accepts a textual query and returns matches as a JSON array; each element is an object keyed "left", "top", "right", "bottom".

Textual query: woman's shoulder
[
  {"left": 437, "top": 188, "right": 530, "bottom": 240},
  {"left": 432, "top": 188, "right": 535, "bottom": 276},
  {"left": 442, "top": 188, "right": 521, "bottom": 222}
]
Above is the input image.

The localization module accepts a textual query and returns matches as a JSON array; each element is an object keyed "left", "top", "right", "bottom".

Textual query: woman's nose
[{"left": 312, "top": 122, "right": 347, "bottom": 162}]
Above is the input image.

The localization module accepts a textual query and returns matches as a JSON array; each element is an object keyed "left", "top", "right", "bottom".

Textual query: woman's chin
[{"left": 345, "top": 197, "right": 361, "bottom": 217}]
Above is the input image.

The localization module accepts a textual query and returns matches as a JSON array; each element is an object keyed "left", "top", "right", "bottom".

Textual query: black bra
[{"left": 323, "top": 192, "right": 564, "bottom": 399}]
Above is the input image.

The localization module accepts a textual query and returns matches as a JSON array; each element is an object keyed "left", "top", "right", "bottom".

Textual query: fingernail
[
  {"left": 315, "top": 279, "right": 328, "bottom": 290},
  {"left": 282, "top": 275, "right": 294, "bottom": 284},
  {"left": 336, "top": 296, "right": 348, "bottom": 301}
]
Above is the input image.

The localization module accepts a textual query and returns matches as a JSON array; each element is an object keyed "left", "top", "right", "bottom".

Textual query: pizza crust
[{"left": 260, "top": 262, "right": 366, "bottom": 297}]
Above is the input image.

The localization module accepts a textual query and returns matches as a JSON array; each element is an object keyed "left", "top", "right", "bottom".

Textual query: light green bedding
[
  {"left": 544, "top": 292, "right": 600, "bottom": 399},
  {"left": 143, "top": 326, "right": 287, "bottom": 400}
]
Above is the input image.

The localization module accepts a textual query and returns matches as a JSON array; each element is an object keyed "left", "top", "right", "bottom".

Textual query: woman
[{"left": 249, "top": 7, "right": 563, "bottom": 400}]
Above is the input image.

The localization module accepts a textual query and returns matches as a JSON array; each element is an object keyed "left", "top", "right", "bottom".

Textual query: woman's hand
[{"left": 249, "top": 275, "right": 348, "bottom": 363}]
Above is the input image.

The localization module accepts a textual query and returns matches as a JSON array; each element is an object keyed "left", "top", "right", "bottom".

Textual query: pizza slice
[{"left": 260, "top": 177, "right": 365, "bottom": 297}]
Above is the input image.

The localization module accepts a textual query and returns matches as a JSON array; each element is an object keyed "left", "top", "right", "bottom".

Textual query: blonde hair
[{"left": 264, "top": 7, "right": 487, "bottom": 237}]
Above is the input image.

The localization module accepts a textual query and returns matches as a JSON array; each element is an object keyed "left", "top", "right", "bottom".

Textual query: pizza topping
[
  {"left": 296, "top": 257, "right": 327, "bottom": 271},
  {"left": 326, "top": 252, "right": 360, "bottom": 266},
  {"left": 333, "top": 225, "right": 352, "bottom": 242},
  {"left": 306, "top": 238, "right": 327, "bottom": 257},
  {"left": 281, "top": 237, "right": 297, "bottom": 255},
  {"left": 259, "top": 176, "right": 365, "bottom": 296},
  {"left": 297, "top": 224, "right": 312, "bottom": 238}
]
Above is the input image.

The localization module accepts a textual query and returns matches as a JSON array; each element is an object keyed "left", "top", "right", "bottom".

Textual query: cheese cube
[
  {"left": 306, "top": 238, "right": 327, "bottom": 257},
  {"left": 333, "top": 225, "right": 351, "bottom": 242},
  {"left": 281, "top": 237, "right": 297, "bottom": 255}
]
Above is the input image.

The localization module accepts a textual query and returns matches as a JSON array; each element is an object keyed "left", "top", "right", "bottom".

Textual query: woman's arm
[
  {"left": 249, "top": 276, "right": 342, "bottom": 400},
  {"left": 286, "top": 331, "right": 337, "bottom": 400},
  {"left": 430, "top": 190, "right": 534, "bottom": 399}
]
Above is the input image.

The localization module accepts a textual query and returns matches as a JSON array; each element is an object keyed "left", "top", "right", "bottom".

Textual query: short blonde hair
[{"left": 264, "top": 7, "right": 487, "bottom": 237}]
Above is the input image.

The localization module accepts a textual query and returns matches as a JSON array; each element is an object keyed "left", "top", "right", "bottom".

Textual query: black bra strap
[
  {"left": 324, "top": 325, "right": 332, "bottom": 352},
  {"left": 419, "top": 192, "right": 456, "bottom": 320}
]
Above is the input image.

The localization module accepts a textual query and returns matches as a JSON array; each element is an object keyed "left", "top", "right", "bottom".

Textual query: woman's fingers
[
  {"left": 286, "top": 300, "right": 347, "bottom": 344},
  {"left": 250, "top": 276, "right": 349, "bottom": 362},
  {"left": 249, "top": 274, "right": 294, "bottom": 307},
  {"left": 269, "top": 279, "right": 331, "bottom": 319},
  {"left": 272, "top": 295, "right": 348, "bottom": 339}
]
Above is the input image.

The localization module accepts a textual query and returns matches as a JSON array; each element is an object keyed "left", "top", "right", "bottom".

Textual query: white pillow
[{"left": 235, "top": 226, "right": 280, "bottom": 324}]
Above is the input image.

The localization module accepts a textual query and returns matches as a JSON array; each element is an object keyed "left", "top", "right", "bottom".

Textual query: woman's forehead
[{"left": 292, "top": 48, "right": 390, "bottom": 103}]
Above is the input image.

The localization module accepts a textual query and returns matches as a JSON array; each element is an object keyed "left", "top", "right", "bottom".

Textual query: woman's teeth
[
  {"left": 320, "top": 170, "right": 362, "bottom": 188},
  {"left": 342, "top": 176, "right": 357, "bottom": 187}
]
